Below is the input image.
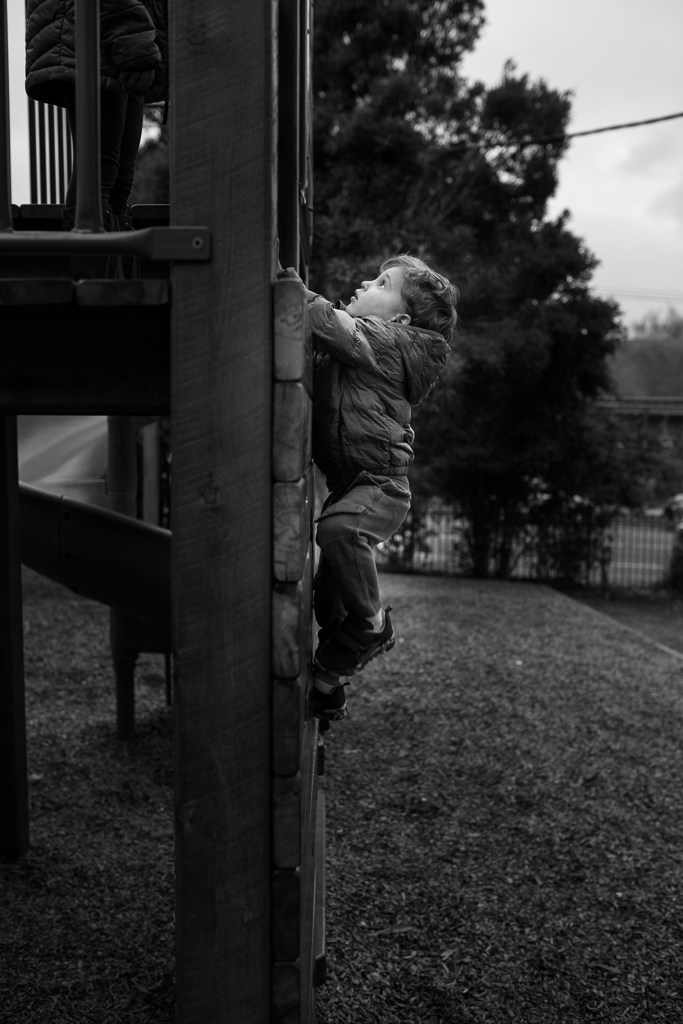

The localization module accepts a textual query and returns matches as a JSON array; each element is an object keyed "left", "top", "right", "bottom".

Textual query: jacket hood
[
  {"left": 336, "top": 301, "right": 450, "bottom": 406},
  {"left": 394, "top": 325, "right": 451, "bottom": 405}
]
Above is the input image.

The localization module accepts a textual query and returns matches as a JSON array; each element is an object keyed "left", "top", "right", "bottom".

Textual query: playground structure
[{"left": 0, "top": 1, "right": 323, "bottom": 1021}]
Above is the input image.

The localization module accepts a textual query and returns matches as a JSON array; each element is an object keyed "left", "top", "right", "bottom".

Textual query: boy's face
[{"left": 345, "top": 267, "right": 410, "bottom": 322}]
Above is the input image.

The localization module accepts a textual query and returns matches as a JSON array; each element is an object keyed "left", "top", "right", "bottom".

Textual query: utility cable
[
  {"left": 523, "top": 111, "right": 683, "bottom": 145},
  {"left": 600, "top": 288, "right": 683, "bottom": 303}
]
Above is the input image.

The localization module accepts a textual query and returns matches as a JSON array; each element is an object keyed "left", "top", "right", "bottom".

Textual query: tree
[{"left": 311, "top": 1, "right": 630, "bottom": 577}]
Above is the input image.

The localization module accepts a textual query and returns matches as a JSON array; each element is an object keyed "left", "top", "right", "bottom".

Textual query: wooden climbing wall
[{"left": 272, "top": 277, "right": 322, "bottom": 1021}]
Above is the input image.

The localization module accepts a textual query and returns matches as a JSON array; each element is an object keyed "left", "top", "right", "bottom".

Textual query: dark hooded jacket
[
  {"left": 308, "top": 295, "right": 450, "bottom": 494},
  {"left": 25, "top": 0, "right": 168, "bottom": 106}
]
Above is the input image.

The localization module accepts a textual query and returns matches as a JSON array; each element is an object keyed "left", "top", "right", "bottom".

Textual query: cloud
[
  {"left": 650, "top": 173, "right": 683, "bottom": 231},
  {"left": 619, "top": 125, "right": 683, "bottom": 176}
]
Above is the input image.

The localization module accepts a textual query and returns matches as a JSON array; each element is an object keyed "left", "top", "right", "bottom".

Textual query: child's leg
[
  {"left": 107, "top": 93, "right": 144, "bottom": 218},
  {"left": 313, "top": 551, "right": 346, "bottom": 646},
  {"left": 315, "top": 477, "right": 409, "bottom": 625},
  {"left": 313, "top": 475, "right": 409, "bottom": 677},
  {"left": 63, "top": 87, "right": 130, "bottom": 217}
]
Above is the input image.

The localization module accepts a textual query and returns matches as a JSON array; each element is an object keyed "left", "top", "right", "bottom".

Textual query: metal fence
[{"left": 376, "top": 503, "right": 681, "bottom": 589}]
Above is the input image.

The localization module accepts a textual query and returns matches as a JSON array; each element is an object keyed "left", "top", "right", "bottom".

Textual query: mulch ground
[
  {"left": 0, "top": 571, "right": 174, "bottom": 1024},
  {"left": 316, "top": 574, "right": 683, "bottom": 1023},
  {"left": 3, "top": 570, "right": 683, "bottom": 1023}
]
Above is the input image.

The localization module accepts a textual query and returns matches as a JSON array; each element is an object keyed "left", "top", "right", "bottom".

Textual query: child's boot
[
  {"left": 309, "top": 669, "right": 348, "bottom": 721},
  {"left": 315, "top": 606, "right": 395, "bottom": 677}
]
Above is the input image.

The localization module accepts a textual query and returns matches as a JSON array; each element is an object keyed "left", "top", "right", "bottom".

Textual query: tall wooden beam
[
  {"left": 170, "top": 2, "right": 276, "bottom": 1022},
  {"left": 0, "top": 415, "right": 29, "bottom": 858},
  {"left": 278, "top": 0, "right": 300, "bottom": 270}
]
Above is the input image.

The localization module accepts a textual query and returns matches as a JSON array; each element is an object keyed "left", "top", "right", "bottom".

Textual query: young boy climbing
[{"left": 280, "top": 255, "right": 458, "bottom": 721}]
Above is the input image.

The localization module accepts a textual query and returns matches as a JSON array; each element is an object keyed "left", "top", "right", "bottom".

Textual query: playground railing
[{"left": 0, "top": 0, "right": 209, "bottom": 261}]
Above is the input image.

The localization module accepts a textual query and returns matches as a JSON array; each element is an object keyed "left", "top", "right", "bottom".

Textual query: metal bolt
[{"left": 192, "top": 236, "right": 204, "bottom": 250}]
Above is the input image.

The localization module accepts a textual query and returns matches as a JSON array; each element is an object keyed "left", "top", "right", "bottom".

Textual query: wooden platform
[
  {"left": 0, "top": 205, "right": 172, "bottom": 414},
  {"left": 0, "top": 281, "right": 169, "bottom": 414}
]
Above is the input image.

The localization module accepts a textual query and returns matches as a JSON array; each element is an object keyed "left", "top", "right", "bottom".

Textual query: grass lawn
[
  {"left": 3, "top": 570, "right": 683, "bottom": 1022},
  {"left": 561, "top": 586, "right": 683, "bottom": 657},
  {"left": 317, "top": 574, "right": 683, "bottom": 1023}
]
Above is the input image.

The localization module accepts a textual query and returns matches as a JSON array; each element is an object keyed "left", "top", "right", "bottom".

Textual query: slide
[
  {"left": 17, "top": 416, "right": 170, "bottom": 639},
  {"left": 18, "top": 415, "right": 109, "bottom": 507}
]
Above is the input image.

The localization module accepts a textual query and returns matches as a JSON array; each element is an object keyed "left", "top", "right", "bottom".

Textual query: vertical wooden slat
[
  {"left": 107, "top": 416, "right": 139, "bottom": 742},
  {"left": 37, "top": 101, "right": 47, "bottom": 203},
  {"left": 278, "top": 0, "right": 300, "bottom": 270},
  {"left": 0, "top": 415, "right": 29, "bottom": 859},
  {"left": 57, "top": 105, "right": 66, "bottom": 204},
  {"left": 0, "top": 0, "right": 12, "bottom": 229},
  {"left": 142, "top": 422, "right": 160, "bottom": 526},
  {"left": 47, "top": 103, "right": 57, "bottom": 204},
  {"left": 272, "top": 268, "right": 322, "bottom": 1020},
  {"left": 298, "top": 0, "right": 314, "bottom": 276},
  {"left": 65, "top": 106, "right": 73, "bottom": 183},
  {"left": 171, "top": 1, "right": 277, "bottom": 1021},
  {"left": 74, "top": 0, "right": 102, "bottom": 231},
  {"left": 28, "top": 99, "right": 38, "bottom": 204}
]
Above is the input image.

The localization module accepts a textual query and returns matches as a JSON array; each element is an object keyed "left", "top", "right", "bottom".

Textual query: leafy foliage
[{"left": 311, "top": 1, "right": 677, "bottom": 576}]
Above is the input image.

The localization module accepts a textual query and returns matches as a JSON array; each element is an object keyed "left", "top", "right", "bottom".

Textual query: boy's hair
[{"left": 380, "top": 254, "right": 459, "bottom": 342}]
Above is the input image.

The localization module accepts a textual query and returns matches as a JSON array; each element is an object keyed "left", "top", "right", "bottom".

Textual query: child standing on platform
[{"left": 280, "top": 255, "right": 458, "bottom": 721}]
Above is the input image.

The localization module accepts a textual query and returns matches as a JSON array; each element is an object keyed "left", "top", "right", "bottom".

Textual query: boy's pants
[{"left": 313, "top": 472, "right": 411, "bottom": 642}]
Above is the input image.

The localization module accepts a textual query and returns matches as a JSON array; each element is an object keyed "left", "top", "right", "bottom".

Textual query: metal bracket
[{"left": 0, "top": 226, "right": 211, "bottom": 261}]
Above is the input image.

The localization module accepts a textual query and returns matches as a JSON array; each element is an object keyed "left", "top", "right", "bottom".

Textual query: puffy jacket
[
  {"left": 25, "top": 0, "right": 167, "bottom": 106},
  {"left": 308, "top": 295, "right": 450, "bottom": 493}
]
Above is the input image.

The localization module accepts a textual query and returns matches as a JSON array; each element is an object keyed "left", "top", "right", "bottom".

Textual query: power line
[
  {"left": 523, "top": 111, "right": 683, "bottom": 145},
  {"left": 599, "top": 287, "right": 683, "bottom": 302}
]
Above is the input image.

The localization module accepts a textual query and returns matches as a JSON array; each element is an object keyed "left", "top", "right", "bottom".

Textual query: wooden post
[
  {"left": 0, "top": 414, "right": 29, "bottom": 858},
  {"left": 170, "top": 2, "right": 276, "bottom": 1021},
  {"left": 107, "top": 416, "right": 139, "bottom": 742},
  {"left": 73, "top": 0, "right": 102, "bottom": 231},
  {"left": 141, "top": 421, "right": 160, "bottom": 526},
  {"left": 0, "top": 0, "right": 13, "bottom": 230},
  {"left": 278, "top": 0, "right": 300, "bottom": 270}
]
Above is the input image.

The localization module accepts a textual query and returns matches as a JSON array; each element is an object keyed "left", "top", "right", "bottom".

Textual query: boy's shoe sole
[
  {"left": 315, "top": 607, "right": 395, "bottom": 678},
  {"left": 309, "top": 683, "right": 348, "bottom": 721},
  {"left": 355, "top": 631, "right": 396, "bottom": 672}
]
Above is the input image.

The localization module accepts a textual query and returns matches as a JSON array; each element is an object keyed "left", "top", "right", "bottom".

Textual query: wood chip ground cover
[
  {"left": 2, "top": 570, "right": 683, "bottom": 1022},
  {"left": 1, "top": 571, "right": 174, "bottom": 1024},
  {"left": 317, "top": 575, "right": 683, "bottom": 1023}
]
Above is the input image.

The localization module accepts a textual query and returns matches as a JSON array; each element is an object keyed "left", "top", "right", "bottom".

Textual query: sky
[
  {"left": 7, "top": 0, "right": 683, "bottom": 328},
  {"left": 460, "top": 0, "right": 683, "bottom": 327}
]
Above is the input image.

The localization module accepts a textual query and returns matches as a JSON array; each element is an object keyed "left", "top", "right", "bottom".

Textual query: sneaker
[
  {"left": 315, "top": 606, "right": 395, "bottom": 677},
  {"left": 309, "top": 682, "right": 348, "bottom": 721}
]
